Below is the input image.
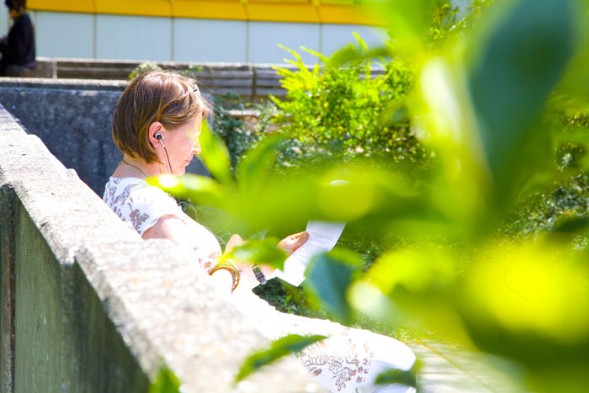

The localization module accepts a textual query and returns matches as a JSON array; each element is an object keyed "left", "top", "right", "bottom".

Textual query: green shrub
[
  {"left": 128, "top": 62, "right": 162, "bottom": 80},
  {"left": 270, "top": 36, "right": 430, "bottom": 170}
]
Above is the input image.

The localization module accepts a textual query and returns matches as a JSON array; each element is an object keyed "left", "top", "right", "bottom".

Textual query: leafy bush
[
  {"left": 270, "top": 35, "right": 430, "bottom": 170},
  {"left": 504, "top": 109, "right": 589, "bottom": 238},
  {"left": 128, "top": 62, "right": 162, "bottom": 80},
  {"left": 128, "top": 63, "right": 203, "bottom": 81},
  {"left": 210, "top": 94, "right": 271, "bottom": 170}
]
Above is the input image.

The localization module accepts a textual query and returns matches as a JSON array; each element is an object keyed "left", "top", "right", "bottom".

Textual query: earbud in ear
[{"left": 155, "top": 133, "right": 162, "bottom": 140}]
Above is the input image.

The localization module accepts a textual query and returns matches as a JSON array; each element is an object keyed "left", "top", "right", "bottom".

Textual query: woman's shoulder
[
  {"left": 103, "top": 176, "right": 181, "bottom": 235},
  {"left": 105, "top": 176, "right": 170, "bottom": 200}
]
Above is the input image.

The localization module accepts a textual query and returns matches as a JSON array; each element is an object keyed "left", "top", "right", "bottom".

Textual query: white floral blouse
[{"left": 103, "top": 176, "right": 222, "bottom": 269}]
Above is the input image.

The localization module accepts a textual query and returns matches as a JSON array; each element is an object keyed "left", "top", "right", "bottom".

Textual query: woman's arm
[
  {"left": 143, "top": 214, "right": 235, "bottom": 293},
  {"left": 142, "top": 214, "right": 193, "bottom": 245}
]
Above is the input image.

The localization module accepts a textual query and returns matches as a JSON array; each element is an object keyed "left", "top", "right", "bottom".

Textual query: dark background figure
[{"left": 0, "top": 0, "right": 35, "bottom": 77}]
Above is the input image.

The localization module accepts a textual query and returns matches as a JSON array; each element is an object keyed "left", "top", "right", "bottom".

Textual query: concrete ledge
[
  {"left": 0, "top": 106, "right": 322, "bottom": 392},
  {"left": 24, "top": 57, "right": 291, "bottom": 101}
]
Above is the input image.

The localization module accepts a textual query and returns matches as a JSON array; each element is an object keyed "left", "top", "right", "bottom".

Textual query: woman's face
[
  {"left": 163, "top": 112, "right": 203, "bottom": 175},
  {"left": 8, "top": 8, "right": 19, "bottom": 18}
]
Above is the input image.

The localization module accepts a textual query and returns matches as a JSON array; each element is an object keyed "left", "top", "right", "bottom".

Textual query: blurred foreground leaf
[
  {"left": 303, "top": 250, "right": 364, "bottom": 324},
  {"left": 198, "top": 122, "right": 233, "bottom": 185},
  {"left": 364, "top": 0, "right": 438, "bottom": 59},
  {"left": 235, "top": 334, "right": 326, "bottom": 383},
  {"left": 224, "top": 237, "right": 288, "bottom": 270},
  {"left": 149, "top": 173, "right": 230, "bottom": 208},
  {"left": 466, "top": 0, "right": 580, "bottom": 211},
  {"left": 374, "top": 359, "right": 421, "bottom": 388},
  {"left": 148, "top": 367, "right": 181, "bottom": 393}
]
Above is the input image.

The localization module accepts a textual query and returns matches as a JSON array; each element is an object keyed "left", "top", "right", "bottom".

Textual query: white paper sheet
[{"left": 272, "top": 220, "right": 346, "bottom": 286}]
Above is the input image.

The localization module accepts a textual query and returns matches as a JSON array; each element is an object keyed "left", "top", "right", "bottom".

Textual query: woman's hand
[
  {"left": 223, "top": 234, "right": 263, "bottom": 288},
  {"left": 278, "top": 231, "right": 309, "bottom": 256},
  {"left": 223, "top": 231, "right": 310, "bottom": 290},
  {"left": 251, "top": 231, "right": 309, "bottom": 278},
  {"left": 225, "top": 233, "right": 245, "bottom": 251}
]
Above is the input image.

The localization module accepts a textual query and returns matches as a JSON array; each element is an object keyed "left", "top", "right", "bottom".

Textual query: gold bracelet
[{"left": 209, "top": 260, "right": 240, "bottom": 292}]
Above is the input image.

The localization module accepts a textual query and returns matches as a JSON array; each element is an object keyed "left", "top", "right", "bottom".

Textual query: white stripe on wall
[{"left": 29, "top": 11, "right": 388, "bottom": 64}]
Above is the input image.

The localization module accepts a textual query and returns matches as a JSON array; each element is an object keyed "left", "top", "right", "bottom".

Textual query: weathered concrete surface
[
  {"left": 0, "top": 78, "right": 208, "bottom": 196},
  {"left": 0, "top": 79, "right": 125, "bottom": 196},
  {"left": 411, "top": 341, "right": 529, "bottom": 393},
  {"left": 0, "top": 106, "right": 322, "bottom": 392},
  {"left": 0, "top": 188, "right": 15, "bottom": 393},
  {"left": 28, "top": 57, "right": 290, "bottom": 100}
]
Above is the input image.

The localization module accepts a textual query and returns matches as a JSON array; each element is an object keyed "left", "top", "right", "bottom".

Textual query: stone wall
[{"left": 0, "top": 107, "right": 322, "bottom": 392}]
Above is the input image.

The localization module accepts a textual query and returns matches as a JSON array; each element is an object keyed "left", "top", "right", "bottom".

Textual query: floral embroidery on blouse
[
  {"left": 103, "top": 177, "right": 222, "bottom": 265},
  {"left": 297, "top": 336, "right": 372, "bottom": 392}
]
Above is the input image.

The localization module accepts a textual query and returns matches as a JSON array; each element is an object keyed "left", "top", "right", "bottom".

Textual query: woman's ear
[{"left": 147, "top": 122, "right": 164, "bottom": 147}]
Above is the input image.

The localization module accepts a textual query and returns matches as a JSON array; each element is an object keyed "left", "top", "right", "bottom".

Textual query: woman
[
  {"left": 0, "top": 0, "right": 36, "bottom": 77},
  {"left": 104, "top": 70, "right": 417, "bottom": 392}
]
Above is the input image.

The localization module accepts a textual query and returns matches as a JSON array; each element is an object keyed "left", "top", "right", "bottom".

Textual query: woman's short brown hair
[{"left": 112, "top": 70, "right": 211, "bottom": 163}]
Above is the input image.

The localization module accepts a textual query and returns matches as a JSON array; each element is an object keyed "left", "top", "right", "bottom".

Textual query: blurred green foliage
[
  {"left": 153, "top": 0, "right": 589, "bottom": 391},
  {"left": 148, "top": 367, "right": 181, "bottom": 393},
  {"left": 234, "top": 334, "right": 326, "bottom": 383}
]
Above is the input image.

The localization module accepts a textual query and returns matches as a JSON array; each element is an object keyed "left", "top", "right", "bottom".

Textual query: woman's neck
[{"left": 117, "top": 157, "right": 168, "bottom": 178}]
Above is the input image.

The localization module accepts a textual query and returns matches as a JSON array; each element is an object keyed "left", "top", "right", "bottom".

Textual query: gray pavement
[{"left": 410, "top": 341, "right": 530, "bottom": 393}]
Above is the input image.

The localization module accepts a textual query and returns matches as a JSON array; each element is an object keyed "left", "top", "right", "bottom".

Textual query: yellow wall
[{"left": 28, "top": 0, "right": 380, "bottom": 25}]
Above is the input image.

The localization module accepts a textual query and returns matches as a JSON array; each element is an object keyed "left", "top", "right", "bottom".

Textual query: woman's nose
[{"left": 192, "top": 144, "right": 201, "bottom": 155}]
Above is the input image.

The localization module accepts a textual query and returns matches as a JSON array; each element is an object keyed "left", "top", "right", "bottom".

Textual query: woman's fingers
[
  {"left": 279, "top": 231, "right": 309, "bottom": 255},
  {"left": 225, "top": 233, "right": 244, "bottom": 252}
]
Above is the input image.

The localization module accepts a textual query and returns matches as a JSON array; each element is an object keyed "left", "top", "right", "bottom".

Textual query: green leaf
[
  {"left": 330, "top": 45, "right": 391, "bottom": 68},
  {"left": 148, "top": 367, "right": 181, "bottom": 393},
  {"left": 148, "top": 174, "right": 230, "bottom": 208},
  {"left": 467, "top": 0, "right": 581, "bottom": 204},
  {"left": 236, "top": 133, "right": 284, "bottom": 199},
  {"left": 197, "top": 121, "right": 233, "bottom": 185},
  {"left": 364, "top": 0, "right": 437, "bottom": 59},
  {"left": 374, "top": 359, "right": 421, "bottom": 388},
  {"left": 235, "top": 334, "right": 326, "bottom": 383},
  {"left": 303, "top": 250, "right": 363, "bottom": 324},
  {"left": 550, "top": 215, "right": 589, "bottom": 234},
  {"left": 224, "top": 237, "right": 288, "bottom": 270}
]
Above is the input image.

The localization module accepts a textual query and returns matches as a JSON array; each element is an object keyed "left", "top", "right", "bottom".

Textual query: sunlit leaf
[
  {"left": 148, "top": 173, "right": 230, "bottom": 208},
  {"left": 197, "top": 121, "right": 233, "bottom": 185},
  {"left": 328, "top": 32, "right": 391, "bottom": 67},
  {"left": 148, "top": 367, "right": 181, "bottom": 393},
  {"left": 364, "top": 0, "right": 438, "bottom": 59},
  {"left": 236, "top": 133, "right": 284, "bottom": 193},
  {"left": 462, "top": 239, "right": 589, "bottom": 365},
  {"left": 467, "top": 0, "right": 581, "bottom": 207},
  {"left": 349, "top": 281, "right": 400, "bottom": 325},
  {"left": 329, "top": 44, "right": 391, "bottom": 68},
  {"left": 374, "top": 359, "right": 421, "bottom": 388},
  {"left": 303, "top": 250, "right": 363, "bottom": 324},
  {"left": 224, "top": 237, "right": 288, "bottom": 269},
  {"left": 350, "top": 245, "right": 469, "bottom": 341},
  {"left": 368, "top": 247, "right": 457, "bottom": 296},
  {"left": 235, "top": 334, "right": 326, "bottom": 383},
  {"left": 554, "top": 1, "right": 589, "bottom": 107},
  {"left": 413, "top": 55, "right": 491, "bottom": 235}
]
